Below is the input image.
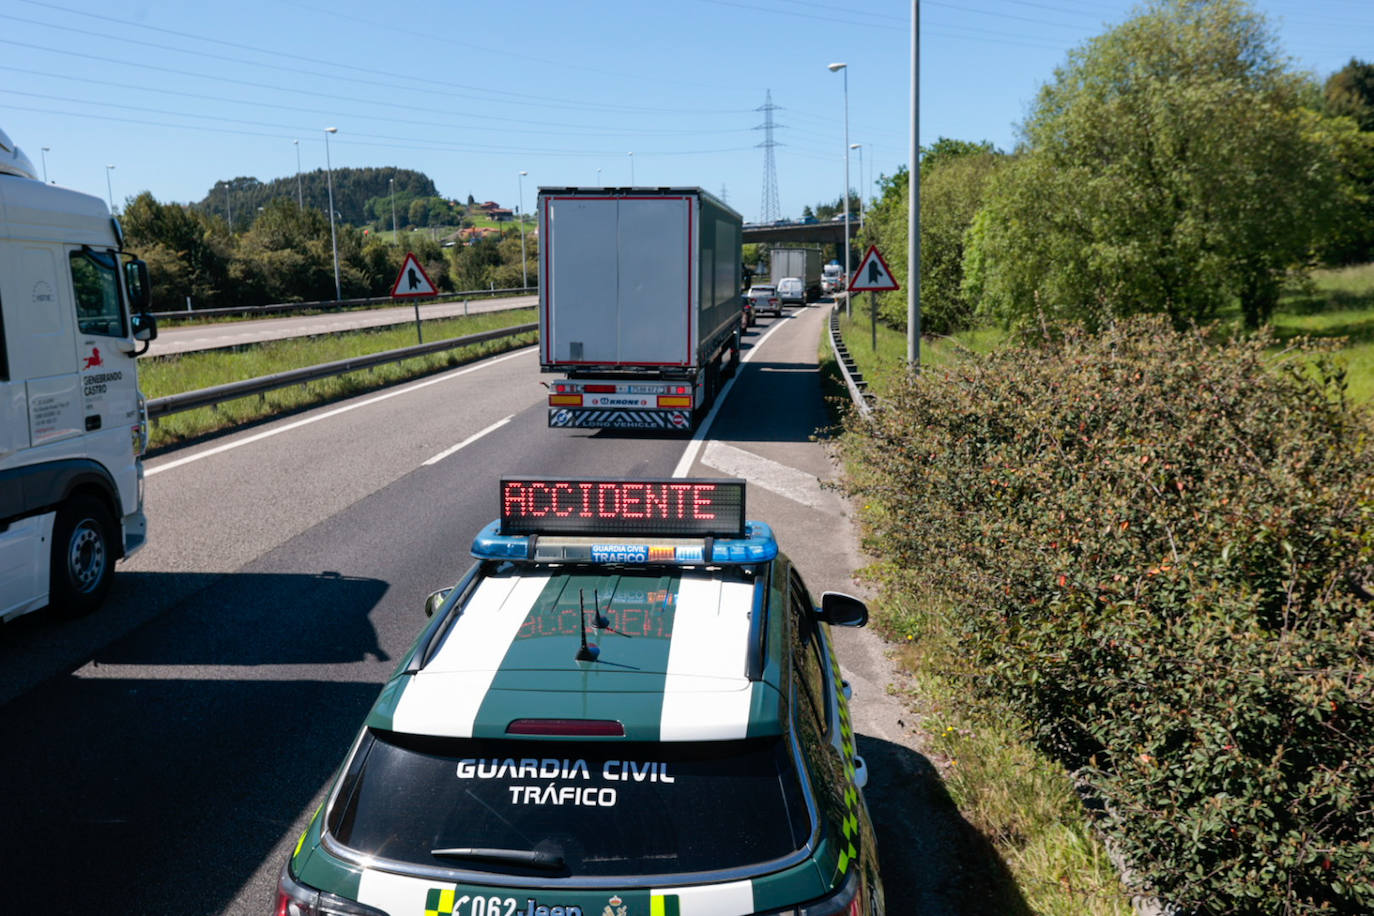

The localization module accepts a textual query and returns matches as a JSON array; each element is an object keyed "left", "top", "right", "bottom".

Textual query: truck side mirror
[
  {"left": 125, "top": 259, "right": 152, "bottom": 315},
  {"left": 130, "top": 311, "right": 157, "bottom": 343},
  {"left": 819, "top": 591, "right": 868, "bottom": 627}
]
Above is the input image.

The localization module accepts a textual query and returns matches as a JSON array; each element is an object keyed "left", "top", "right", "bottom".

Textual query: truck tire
[{"left": 50, "top": 494, "right": 116, "bottom": 617}]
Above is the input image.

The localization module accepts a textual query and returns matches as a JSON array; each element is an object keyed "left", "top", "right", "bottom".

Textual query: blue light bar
[
  {"left": 469, "top": 520, "right": 778, "bottom": 565},
  {"left": 470, "top": 520, "right": 533, "bottom": 560},
  {"left": 711, "top": 522, "right": 779, "bottom": 563}
]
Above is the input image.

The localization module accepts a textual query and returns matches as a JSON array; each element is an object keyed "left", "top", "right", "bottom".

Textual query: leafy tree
[
  {"left": 1325, "top": 58, "right": 1374, "bottom": 131},
  {"left": 801, "top": 205, "right": 814, "bottom": 218},
  {"left": 228, "top": 198, "right": 336, "bottom": 304},
  {"left": 919, "top": 137, "right": 997, "bottom": 177},
  {"left": 121, "top": 191, "right": 230, "bottom": 309},
  {"left": 963, "top": 0, "right": 1348, "bottom": 330}
]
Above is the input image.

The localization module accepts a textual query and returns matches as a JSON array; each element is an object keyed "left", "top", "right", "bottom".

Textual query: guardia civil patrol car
[{"left": 277, "top": 478, "right": 883, "bottom": 916}]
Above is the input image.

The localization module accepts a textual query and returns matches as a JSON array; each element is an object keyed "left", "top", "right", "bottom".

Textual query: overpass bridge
[{"left": 742, "top": 219, "right": 856, "bottom": 245}]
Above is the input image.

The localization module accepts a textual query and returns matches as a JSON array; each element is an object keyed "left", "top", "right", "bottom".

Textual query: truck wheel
[{"left": 50, "top": 495, "right": 116, "bottom": 616}]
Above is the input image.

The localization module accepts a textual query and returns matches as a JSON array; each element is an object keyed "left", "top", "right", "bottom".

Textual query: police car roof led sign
[{"left": 500, "top": 478, "right": 746, "bottom": 538}]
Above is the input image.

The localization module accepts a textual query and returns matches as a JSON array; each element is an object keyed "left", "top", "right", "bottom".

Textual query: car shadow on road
[{"left": 858, "top": 733, "right": 1034, "bottom": 916}]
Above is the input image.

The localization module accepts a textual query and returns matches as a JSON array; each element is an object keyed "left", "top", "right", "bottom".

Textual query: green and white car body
[{"left": 279, "top": 479, "right": 881, "bottom": 916}]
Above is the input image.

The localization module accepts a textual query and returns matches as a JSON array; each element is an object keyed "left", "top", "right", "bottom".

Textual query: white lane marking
[
  {"left": 700, "top": 440, "right": 833, "bottom": 511},
  {"left": 422, "top": 414, "right": 513, "bottom": 466},
  {"left": 146, "top": 347, "right": 535, "bottom": 476},
  {"left": 671, "top": 314, "right": 794, "bottom": 479}
]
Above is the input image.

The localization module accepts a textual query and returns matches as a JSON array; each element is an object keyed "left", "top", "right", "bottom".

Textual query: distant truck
[
  {"left": 0, "top": 126, "right": 158, "bottom": 622},
  {"left": 539, "top": 187, "right": 743, "bottom": 431},
  {"left": 821, "top": 260, "right": 844, "bottom": 294},
  {"left": 770, "top": 246, "right": 822, "bottom": 301}
]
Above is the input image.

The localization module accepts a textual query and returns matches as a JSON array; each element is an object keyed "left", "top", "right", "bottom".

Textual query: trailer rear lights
[
  {"left": 554, "top": 383, "right": 572, "bottom": 393},
  {"left": 549, "top": 394, "right": 583, "bottom": 406},
  {"left": 658, "top": 395, "right": 692, "bottom": 408},
  {"left": 584, "top": 384, "right": 617, "bottom": 393},
  {"left": 671, "top": 385, "right": 689, "bottom": 395}
]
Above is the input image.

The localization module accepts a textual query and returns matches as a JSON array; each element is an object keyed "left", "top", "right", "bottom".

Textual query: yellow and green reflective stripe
[
  {"left": 650, "top": 893, "right": 681, "bottom": 916},
  {"left": 425, "top": 886, "right": 456, "bottom": 916}
]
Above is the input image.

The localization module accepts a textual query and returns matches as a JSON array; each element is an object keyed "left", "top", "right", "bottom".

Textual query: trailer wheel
[{"left": 50, "top": 494, "right": 116, "bottom": 617}]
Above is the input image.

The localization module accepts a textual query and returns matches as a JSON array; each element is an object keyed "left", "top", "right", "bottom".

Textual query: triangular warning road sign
[
  {"left": 391, "top": 252, "right": 437, "bottom": 298},
  {"left": 848, "top": 245, "right": 900, "bottom": 292}
]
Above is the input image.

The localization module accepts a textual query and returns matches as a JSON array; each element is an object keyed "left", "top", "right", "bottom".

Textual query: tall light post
[
  {"left": 595, "top": 167, "right": 602, "bottom": 186},
  {"left": 828, "top": 62, "right": 851, "bottom": 315},
  {"left": 324, "top": 127, "right": 341, "bottom": 302},
  {"left": 293, "top": 139, "right": 303, "bottom": 208},
  {"left": 389, "top": 177, "right": 397, "bottom": 245},
  {"left": 220, "top": 179, "right": 233, "bottom": 231},
  {"left": 850, "top": 143, "right": 864, "bottom": 230},
  {"left": 909, "top": 0, "right": 921, "bottom": 368},
  {"left": 517, "top": 170, "right": 529, "bottom": 289},
  {"left": 104, "top": 164, "right": 116, "bottom": 213},
  {"left": 628, "top": 152, "right": 634, "bottom": 185},
  {"left": 40, "top": 146, "right": 50, "bottom": 183}
]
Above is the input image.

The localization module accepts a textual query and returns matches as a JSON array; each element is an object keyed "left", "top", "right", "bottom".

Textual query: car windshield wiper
[{"left": 430, "top": 847, "right": 565, "bottom": 870}]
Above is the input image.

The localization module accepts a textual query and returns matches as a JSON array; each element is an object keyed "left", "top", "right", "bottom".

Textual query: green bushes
[{"left": 841, "top": 317, "right": 1374, "bottom": 912}]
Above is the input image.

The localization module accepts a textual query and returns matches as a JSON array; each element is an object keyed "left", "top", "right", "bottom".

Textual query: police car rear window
[{"left": 328, "top": 733, "right": 812, "bottom": 877}]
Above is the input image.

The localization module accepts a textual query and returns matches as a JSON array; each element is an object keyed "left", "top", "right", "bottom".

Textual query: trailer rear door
[{"left": 544, "top": 194, "right": 692, "bottom": 367}]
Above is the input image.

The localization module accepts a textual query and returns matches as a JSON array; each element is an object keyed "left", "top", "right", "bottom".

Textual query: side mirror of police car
[
  {"left": 819, "top": 591, "right": 868, "bottom": 627},
  {"left": 424, "top": 587, "right": 452, "bottom": 618}
]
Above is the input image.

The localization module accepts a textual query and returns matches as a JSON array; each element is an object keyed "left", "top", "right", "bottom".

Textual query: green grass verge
[{"left": 141, "top": 309, "right": 537, "bottom": 450}]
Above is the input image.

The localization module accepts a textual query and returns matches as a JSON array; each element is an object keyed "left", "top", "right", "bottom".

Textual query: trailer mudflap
[{"left": 548, "top": 407, "right": 693, "bottom": 430}]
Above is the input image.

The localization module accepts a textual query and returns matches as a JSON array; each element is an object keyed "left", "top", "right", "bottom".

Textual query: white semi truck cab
[{"left": 0, "top": 127, "right": 157, "bottom": 622}]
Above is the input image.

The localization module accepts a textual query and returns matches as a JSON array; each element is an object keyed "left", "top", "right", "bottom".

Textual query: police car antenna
[
  {"left": 593, "top": 588, "right": 632, "bottom": 638},
  {"left": 575, "top": 589, "right": 600, "bottom": 662}
]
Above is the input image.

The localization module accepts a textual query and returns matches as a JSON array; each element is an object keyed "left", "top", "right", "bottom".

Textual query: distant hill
[{"left": 196, "top": 167, "right": 439, "bottom": 227}]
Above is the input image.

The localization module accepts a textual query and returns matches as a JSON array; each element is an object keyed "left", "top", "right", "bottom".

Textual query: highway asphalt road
[
  {"left": 0, "top": 303, "right": 1015, "bottom": 914},
  {"left": 145, "top": 293, "right": 537, "bottom": 356}
]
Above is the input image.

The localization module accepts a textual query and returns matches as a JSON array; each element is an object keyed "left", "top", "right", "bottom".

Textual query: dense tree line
[
  {"left": 122, "top": 192, "right": 536, "bottom": 311},
  {"left": 195, "top": 167, "right": 438, "bottom": 230},
  {"left": 858, "top": 0, "right": 1374, "bottom": 334}
]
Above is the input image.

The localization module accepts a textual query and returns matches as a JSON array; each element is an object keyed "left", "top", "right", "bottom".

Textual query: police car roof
[{"left": 366, "top": 561, "right": 786, "bottom": 743}]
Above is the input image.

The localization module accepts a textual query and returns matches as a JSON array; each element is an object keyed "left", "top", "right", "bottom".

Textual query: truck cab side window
[{"left": 69, "top": 248, "right": 124, "bottom": 338}]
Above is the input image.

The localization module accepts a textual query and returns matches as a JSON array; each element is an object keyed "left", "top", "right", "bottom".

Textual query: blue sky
[{"left": 2, "top": 0, "right": 1367, "bottom": 223}]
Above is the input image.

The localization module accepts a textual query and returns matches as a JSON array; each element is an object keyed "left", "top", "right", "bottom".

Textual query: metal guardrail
[
  {"left": 828, "top": 304, "right": 873, "bottom": 418},
  {"left": 146, "top": 322, "right": 537, "bottom": 420},
  {"left": 149, "top": 286, "right": 537, "bottom": 322}
]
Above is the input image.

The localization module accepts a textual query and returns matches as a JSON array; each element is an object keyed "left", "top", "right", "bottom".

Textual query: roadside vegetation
[
  {"left": 140, "top": 309, "right": 536, "bottom": 450},
  {"left": 121, "top": 170, "right": 537, "bottom": 315},
  {"left": 835, "top": 1, "right": 1374, "bottom": 912}
]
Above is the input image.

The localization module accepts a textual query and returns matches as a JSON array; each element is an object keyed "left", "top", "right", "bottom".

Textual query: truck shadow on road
[
  {"left": 0, "top": 570, "right": 393, "bottom": 912},
  {"left": 858, "top": 733, "right": 1034, "bottom": 916}
]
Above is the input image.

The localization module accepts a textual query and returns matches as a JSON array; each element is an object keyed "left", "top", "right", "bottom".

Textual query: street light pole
[
  {"left": 105, "top": 164, "right": 116, "bottom": 213},
  {"left": 596, "top": 167, "right": 602, "bottom": 186},
  {"left": 41, "top": 146, "right": 50, "bottom": 183},
  {"left": 517, "top": 170, "right": 529, "bottom": 289},
  {"left": 293, "top": 139, "right": 303, "bottom": 208},
  {"left": 850, "top": 143, "right": 864, "bottom": 230},
  {"left": 221, "top": 180, "right": 233, "bottom": 232},
  {"left": 909, "top": 0, "right": 921, "bottom": 368},
  {"left": 389, "top": 177, "right": 397, "bottom": 245},
  {"left": 828, "top": 62, "right": 851, "bottom": 316},
  {"left": 324, "top": 127, "right": 341, "bottom": 302},
  {"left": 628, "top": 152, "right": 634, "bottom": 185}
]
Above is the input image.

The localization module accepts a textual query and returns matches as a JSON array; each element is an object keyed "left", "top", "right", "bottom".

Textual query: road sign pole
[
  {"left": 870, "top": 290, "right": 877, "bottom": 350},
  {"left": 414, "top": 301, "right": 423, "bottom": 344}
]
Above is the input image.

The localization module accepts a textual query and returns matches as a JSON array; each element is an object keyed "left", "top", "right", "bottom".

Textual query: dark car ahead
[{"left": 278, "top": 477, "right": 883, "bottom": 916}]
